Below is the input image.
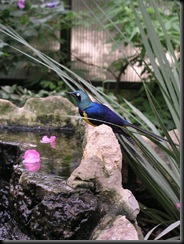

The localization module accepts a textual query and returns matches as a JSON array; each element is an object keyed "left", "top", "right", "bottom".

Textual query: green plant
[
  {"left": 0, "top": 84, "right": 64, "bottom": 106},
  {"left": 0, "top": 0, "right": 78, "bottom": 89},
  {"left": 84, "top": 0, "right": 180, "bottom": 94},
  {"left": 0, "top": 0, "right": 180, "bottom": 239},
  {"left": 118, "top": 81, "right": 176, "bottom": 132}
]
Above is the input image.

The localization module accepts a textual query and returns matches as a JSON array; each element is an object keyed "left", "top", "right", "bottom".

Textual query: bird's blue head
[{"left": 67, "top": 90, "right": 92, "bottom": 109}]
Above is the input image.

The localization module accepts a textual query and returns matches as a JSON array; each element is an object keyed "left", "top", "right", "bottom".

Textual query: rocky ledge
[{"left": 0, "top": 96, "right": 143, "bottom": 240}]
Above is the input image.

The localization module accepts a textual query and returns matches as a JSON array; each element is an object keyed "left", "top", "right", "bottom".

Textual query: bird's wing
[
  {"left": 82, "top": 103, "right": 179, "bottom": 146},
  {"left": 84, "top": 102, "right": 128, "bottom": 127}
]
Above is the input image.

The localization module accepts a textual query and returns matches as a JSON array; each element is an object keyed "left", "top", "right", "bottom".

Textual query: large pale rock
[
  {"left": 0, "top": 96, "right": 79, "bottom": 128},
  {"left": 141, "top": 128, "right": 180, "bottom": 165},
  {"left": 67, "top": 124, "right": 141, "bottom": 239},
  {"left": 93, "top": 215, "right": 139, "bottom": 240},
  {"left": 83, "top": 123, "right": 123, "bottom": 172}
]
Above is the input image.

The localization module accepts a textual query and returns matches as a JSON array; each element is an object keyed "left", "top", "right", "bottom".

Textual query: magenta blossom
[
  {"left": 22, "top": 149, "right": 41, "bottom": 164},
  {"left": 22, "top": 149, "right": 41, "bottom": 172},
  {"left": 17, "top": 0, "right": 25, "bottom": 9},
  {"left": 46, "top": 1, "right": 59, "bottom": 8},
  {"left": 40, "top": 135, "right": 56, "bottom": 148},
  {"left": 176, "top": 202, "right": 180, "bottom": 210}
]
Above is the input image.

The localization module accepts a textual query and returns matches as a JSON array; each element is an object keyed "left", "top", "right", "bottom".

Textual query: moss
[
  {"left": 24, "top": 96, "right": 76, "bottom": 115},
  {"left": 134, "top": 222, "right": 144, "bottom": 240},
  {"left": 100, "top": 189, "right": 117, "bottom": 202},
  {"left": 36, "top": 114, "right": 71, "bottom": 126},
  {"left": 0, "top": 100, "right": 17, "bottom": 114},
  {"left": 0, "top": 96, "right": 79, "bottom": 129}
]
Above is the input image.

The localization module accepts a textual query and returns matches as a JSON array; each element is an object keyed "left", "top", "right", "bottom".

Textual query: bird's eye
[{"left": 76, "top": 92, "right": 80, "bottom": 97}]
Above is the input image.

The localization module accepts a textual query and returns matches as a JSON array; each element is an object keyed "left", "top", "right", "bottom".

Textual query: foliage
[
  {"left": 87, "top": 0, "right": 180, "bottom": 92},
  {"left": 101, "top": 0, "right": 180, "bottom": 50},
  {"left": 118, "top": 82, "right": 176, "bottom": 133},
  {"left": 0, "top": 0, "right": 79, "bottom": 88},
  {"left": 0, "top": 84, "right": 65, "bottom": 107},
  {"left": 0, "top": 0, "right": 180, "bottom": 240}
]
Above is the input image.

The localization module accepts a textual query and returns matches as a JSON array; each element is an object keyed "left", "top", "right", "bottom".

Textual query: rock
[
  {"left": 0, "top": 177, "right": 31, "bottom": 240},
  {"left": 92, "top": 215, "right": 139, "bottom": 240},
  {"left": 141, "top": 135, "right": 169, "bottom": 162},
  {"left": 9, "top": 166, "right": 99, "bottom": 240},
  {"left": 141, "top": 128, "right": 180, "bottom": 165},
  {"left": 0, "top": 96, "right": 79, "bottom": 129},
  {"left": 67, "top": 124, "right": 142, "bottom": 239},
  {"left": 0, "top": 97, "right": 142, "bottom": 240},
  {"left": 0, "top": 139, "right": 98, "bottom": 240},
  {"left": 0, "top": 141, "right": 21, "bottom": 181}
]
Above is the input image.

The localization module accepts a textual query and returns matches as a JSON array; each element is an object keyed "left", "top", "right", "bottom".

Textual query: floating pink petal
[
  {"left": 22, "top": 149, "right": 40, "bottom": 164},
  {"left": 49, "top": 136, "right": 56, "bottom": 142},
  {"left": 40, "top": 135, "right": 51, "bottom": 144},
  {"left": 40, "top": 135, "right": 56, "bottom": 148},
  {"left": 22, "top": 149, "right": 41, "bottom": 172}
]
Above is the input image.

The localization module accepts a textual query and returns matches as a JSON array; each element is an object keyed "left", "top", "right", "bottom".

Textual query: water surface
[{"left": 0, "top": 129, "right": 83, "bottom": 179}]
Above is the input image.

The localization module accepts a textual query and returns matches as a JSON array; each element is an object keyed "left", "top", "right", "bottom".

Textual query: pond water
[
  {"left": 0, "top": 128, "right": 85, "bottom": 240},
  {"left": 0, "top": 128, "right": 83, "bottom": 179}
]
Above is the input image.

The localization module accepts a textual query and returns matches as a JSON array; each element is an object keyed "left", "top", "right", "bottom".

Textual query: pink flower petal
[
  {"left": 22, "top": 149, "right": 40, "bottom": 164},
  {"left": 50, "top": 136, "right": 56, "bottom": 143},
  {"left": 17, "top": 0, "right": 25, "bottom": 9},
  {"left": 40, "top": 135, "right": 56, "bottom": 148},
  {"left": 40, "top": 135, "right": 51, "bottom": 143}
]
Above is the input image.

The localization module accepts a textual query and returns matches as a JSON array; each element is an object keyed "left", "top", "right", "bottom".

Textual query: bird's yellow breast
[{"left": 83, "top": 111, "right": 96, "bottom": 127}]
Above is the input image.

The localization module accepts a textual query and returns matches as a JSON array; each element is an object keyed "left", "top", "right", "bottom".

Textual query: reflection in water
[
  {"left": 23, "top": 161, "right": 41, "bottom": 172},
  {"left": 0, "top": 129, "right": 83, "bottom": 179}
]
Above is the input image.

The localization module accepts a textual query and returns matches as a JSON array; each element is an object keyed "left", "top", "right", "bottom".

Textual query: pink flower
[
  {"left": 40, "top": 135, "right": 51, "bottom": 144},
  {"left": 22, "top": 149, "right": 41, "bottom": 164},
  {"left": 17, "top": 0, "right": 25, "bottom": 9},
  {"left": 176, "top": 202, "right": 180, "bottom": 210},
  {"left": 22, "top": 149, "right": 41, "bottom": 172},
  {"left": 46, "top": 2, "right": 58, "bottom": 8},
  {"left": 40, "top": 135, "right": 56, "bottom": 148}
]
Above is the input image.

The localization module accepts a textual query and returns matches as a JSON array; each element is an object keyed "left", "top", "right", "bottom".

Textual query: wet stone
[
  {"left": 0, "top": 96, "right": 143, "bottom": 240},
  {"left": 0, "top": 133, "right": 98, "bottom": 240},
  {"left": 0, "top": 179, "right": 30, "bottom": 240},
  {"left": 0, "top": 142, "right": 21, "bottom": 181},
  {"left": 8, "top": 166, "right": 99, "bottom": 240}
]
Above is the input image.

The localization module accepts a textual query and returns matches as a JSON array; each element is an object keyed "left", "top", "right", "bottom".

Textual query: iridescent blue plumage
[
  {"left": 79, "top": 101, "right": 129, "bottom": 134},
  {"left": 67, "top": 90, "right": 129, "bottom": 135},
  {"left": 67, "top": 90, "right": 169, "bottom": 142}
]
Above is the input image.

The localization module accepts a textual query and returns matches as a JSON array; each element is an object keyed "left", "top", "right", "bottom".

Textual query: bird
[{"left": 67, "top": 89, "right": 171, "bottom": 143}]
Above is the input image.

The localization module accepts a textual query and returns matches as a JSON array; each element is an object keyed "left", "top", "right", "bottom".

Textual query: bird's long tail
[{"left": 126, "top": 123, "right": 178, "bottom": 145}]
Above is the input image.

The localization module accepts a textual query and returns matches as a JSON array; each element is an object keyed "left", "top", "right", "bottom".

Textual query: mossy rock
[{"left": 0, "top": 96, "right": 80, "bottom": 129}]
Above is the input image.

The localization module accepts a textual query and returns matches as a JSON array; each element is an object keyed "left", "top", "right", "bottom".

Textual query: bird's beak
[
  {"left": 66, "top": 91, "right": 77, "bottom": 100},
  {"left": 66, "top": 91, "right": 74, "bottom": 94},
  {"left": 66, "top": 91, "right": 74, "bottom": 96}
]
